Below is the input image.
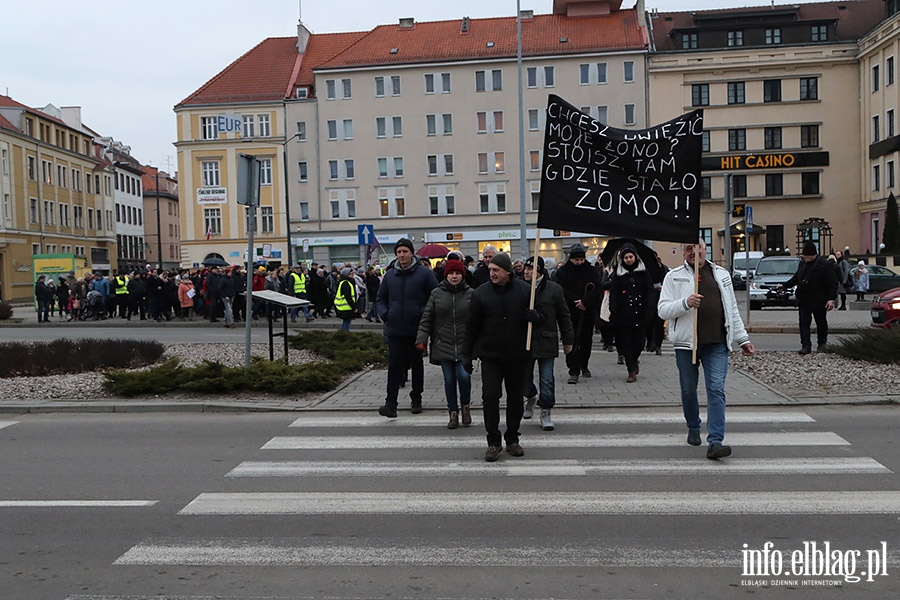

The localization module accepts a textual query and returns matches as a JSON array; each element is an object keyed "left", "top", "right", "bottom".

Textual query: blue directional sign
[
  {"left": 358, "top": 224, "right": 375, "bottom": 246},
  {"left": 745, "top": 205, "right": 753, "bottom": 229}
]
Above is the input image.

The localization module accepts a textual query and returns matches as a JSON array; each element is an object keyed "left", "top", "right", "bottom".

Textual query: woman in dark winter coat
[
  {"left": 56, "top": 277, "right": 71, "bottom": 320},
  {"left": 609, "top": 244, "right": 655, "bottom": 383},
  {"left": 415, "top": 259, "right": 474, "bottom": 429}
]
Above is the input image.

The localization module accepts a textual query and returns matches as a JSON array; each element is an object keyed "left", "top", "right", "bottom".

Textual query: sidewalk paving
[{"left": 0, "top": 301, "right": 889, "bottom": 415}]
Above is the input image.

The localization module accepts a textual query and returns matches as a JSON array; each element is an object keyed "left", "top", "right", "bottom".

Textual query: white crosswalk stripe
[
  {"left": 226, "top": 456, "right": 890, "bottom": 477},
  {"left": 288, "top": 410, "right": 816, "bottom": 428},
  {"left": 0, "top": 420, "right": 19, "bottom": 430},
  {"left": 261, "top": 431, "right": 849, "bottom": 450}
]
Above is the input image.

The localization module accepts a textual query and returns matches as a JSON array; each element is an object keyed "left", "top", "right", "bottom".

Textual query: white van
[{"left": 732, "top": 251, "right": 764, "bottom": 290}]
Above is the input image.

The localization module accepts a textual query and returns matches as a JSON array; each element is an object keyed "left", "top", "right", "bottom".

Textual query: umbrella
[
  {"left": 416, "top": 243, "right": 451, "bottom": 259},
  {"left": 599, "top": 238, "right": 664, "bottom": 283},
  {"left": 201, "top": 256, "right": 230, "bottom": 267}
]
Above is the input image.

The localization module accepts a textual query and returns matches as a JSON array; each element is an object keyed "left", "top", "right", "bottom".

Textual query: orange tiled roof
[
  {"left": 0, "top": 94, "right": 69, "bottom": 128},
  {"left": 316, "top": 11, "right": 646, "bottom": 70},
  {"left": 652, "top": 0, "right": 885, "bottom": 51},
  {"left": 294, "top": 31, "right": 368, "bottom": 87},
  {"left": 177, "top": 37, "right": 303, "bottom": 107},
  {"left": 0, "top": 113, "right": 17, "bottom": 132}
]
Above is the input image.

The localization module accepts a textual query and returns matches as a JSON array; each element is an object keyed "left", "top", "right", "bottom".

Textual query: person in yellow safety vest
[
  {"left": 113, "top": 272, "right": 130, "bottom": 319},
  {"left": 334, "top": 267, "right": 359, "bottom": 331},
  {"left": 288, "top": 264, "right": 313, "bottom": 323}
]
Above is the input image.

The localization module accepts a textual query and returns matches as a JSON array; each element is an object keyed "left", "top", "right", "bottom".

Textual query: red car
[{"left": 870, "top": 286, "right": 900, "bottom": 329}]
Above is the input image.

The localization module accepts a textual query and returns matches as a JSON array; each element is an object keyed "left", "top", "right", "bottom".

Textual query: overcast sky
[{"left": 2, "top": 0, "right": 818, "bottom": 171}]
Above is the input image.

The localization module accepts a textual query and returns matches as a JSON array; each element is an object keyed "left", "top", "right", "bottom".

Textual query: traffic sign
[
  {"left": 732, "top": 204, "right": 745, "bottom": 218},
  {"left": 358, "top": 224, "right": 375, "bottom": 246},
  {"left": 745, "top": 205, "right": 753, "bottom": 229}
]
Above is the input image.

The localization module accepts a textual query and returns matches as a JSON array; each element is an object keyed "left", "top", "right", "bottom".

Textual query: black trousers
[
  {"left": 615, "top": 325, "right": 644, "bottom": 373},
  {"left": 799, "top": 304, "right": 828, "bottom": 348},
  {"left": 480, "top": 358, "right": 527, "bottom": 447},
  {"left": 384, "top": 336, "right": 423, "bottom": 408},
  {"left": 566, "top": 309, "right": 594, "bottom": 375}
]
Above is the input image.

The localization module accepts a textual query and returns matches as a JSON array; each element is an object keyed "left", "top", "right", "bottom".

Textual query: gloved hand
[
  {"left": 563, "top": 344, "right": 573, "bottom": 354},
  {"left": 415, "top": 343, "right": 427, "bottom": 353},
  {"left": 463, "top": 360, "right": 474, "bottom": 374},
  {"left": 525, "top": 309, "right": 544, "bottom": 324}
]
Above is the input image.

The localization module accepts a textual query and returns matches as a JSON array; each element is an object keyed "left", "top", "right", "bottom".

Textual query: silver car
[{"left": 748, "top": 256, "right": 801, "bottom": 310}]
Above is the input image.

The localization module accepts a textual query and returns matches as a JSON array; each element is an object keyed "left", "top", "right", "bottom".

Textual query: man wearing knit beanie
[
  {"left": 780, "top": 240, "right": 838, "bottom": 354},
  {"left": 373, "top": 236, "right": 438, "bottom": 418},
  {"left": 555, "top": 242, "right": 602, "bottom": 384},
  {"left": 462, "top": 252, "right": 543, "bottom": 461}
]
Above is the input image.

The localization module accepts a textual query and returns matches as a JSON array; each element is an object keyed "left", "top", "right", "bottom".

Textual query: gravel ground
[{"left": 0, "top": 343, "right": 896, "bottom": 402}]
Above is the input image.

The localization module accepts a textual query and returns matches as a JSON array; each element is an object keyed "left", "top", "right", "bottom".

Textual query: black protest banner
[{"left": 537, "top": 94, "right": 703, "bottom": 244}]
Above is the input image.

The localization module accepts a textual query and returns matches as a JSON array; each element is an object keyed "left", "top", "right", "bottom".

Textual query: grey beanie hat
[
  {"left": 490, "top": 252, "right": 514, "bottom": 273},
  {"left": 569, "top": 243, "right": 587, "bottom": 259}
]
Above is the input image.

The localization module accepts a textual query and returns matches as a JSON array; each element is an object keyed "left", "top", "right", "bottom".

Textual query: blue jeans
[
  {"left": 290, "top": 304, "right": 311, "bottom": 321},
  {"left": 340, "top": 318, "right": 352, "bottom": 331},
  {"left": 524, "top": 357, "right": 556, "bottom": 409},
  {"left": 675, "top": 343, "right": 728, "bottom": 445},
  {"left": 439, "top": 360, "right": 471, "bottom": 412}
]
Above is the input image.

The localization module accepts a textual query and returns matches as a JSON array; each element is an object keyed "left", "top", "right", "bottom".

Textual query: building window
[
  {"left": 691, "top": 84, "right": 709, "bottom": 107},
  {"left": 765, "top": 28, "right": 782, "bottom": 44},
  {"left": 526, "top": 66, "right": 555, "bottom": 88},
  {"left": 623, "top": 61, "right": 634, "bottom": 83},
  {"left": 727, "top": 30, "right": 743, "bottom": 46},
  {"left": 888, "top": 160, "right": 896, "bottom": 188},
  {"left": 801, "top": 125, "right": 819, "bottom": 148},
  {"left": 428, "top": 185, "right": 456, "bottom": 216},
  {"left": 811, "top": 25, "right": 828, "bottom": 42},
  {"left": 529, "top": 181, "right": 541, "bottom": 211},
  {"left": 201, "top": 161, "right": 219, "bottom": 187},
  {"left": 377, "top": 187, "right": 405, "bottom": 218},
  {"left": 530, "top": 150, "right": 541, "bottom": 171},
  {"left": 764, "top": 127, "right": 782, "bottom": 150},
  {"left": 376, "top": 117, "right": 386, "bottom": 138},
  {"left": 888, "top": 56, "right": 895, "bottom": 86},
  {"left": 478, "top": 182, "right": 507, "bottom": 213},
  {"left": 728, "top": 129, "right": 746, "bottom": 151},
  {"left": 375, "top": 76, "right": 385, "bottom": 97},
  {"left": 425, "top": 115, "right": 436, "bottom": 136},
  {"left": 242, "top": 115, "right": 255, "bottom": 138},
  {"left": 763, "top": 79, "right": 782, "bottom": 103},
  {"left": 765, "top": 173, "right": 783, "bottom": 196},
  {"left": 441, "top": 72, "right": 451, "bottom": 93},
  {"left": 204, "top": 208, "right": 222, "bottom": 236},
  {"left": 260, "top": 159, "right": 272, "bottom": 185},
  {"left": 597, "top": 105, "right": 608, "bottom": 125},
  {"left": 701, "top": 131, "right": 710, "bottom": 153},
  {"left": 341, "top": 79, "right": 352, "bottom": 99},
  {"left": 299, "top": 202, "right": 309, "bottom": 221},
  {"left": 327, "top": 120, "right": 338, "bottom": 140},
  {"left": 30, "top": 198, "right": 38, "bottom": 223},
  {"left": 298, "top": 161, "right": 308, "bottom": 182},
  {"left": 528, "top": 109, "right": 540, "bottom": 130},
  {"left": 624, "top": 104, "right": 635, "bottom": 125},
  {"left": 598, "top": 62, "right": 607, "bottom": 83},
  {"left": 800, "top": 77, "right": 818, "bottom": 100},
  {"left": 873, "top": 115, "right": 881, "bottom": 143},
  {"left": 681, "top": 32, "right": 698, "bottom": 49},
  {"left": 475, "top": 69, "right": 502, "bottom": 91},
  {"left": 579, "top": 64, "right": 590, "bottom": 85},
  {"left": 494, "top": 111, "right": 504, "bottom": 132},
  {"left": 391, "top": 75, "right": 401, "bottom": 96},
  {"left": 329, "top": 160, "right": 338, "bottom": 180},
  {"left": 732, "top": 175, "right": 747, "bottom": 198},
  {"left": 802, "top": 172, "right": 820, "bottom": 195},
  {"left": 727, "top": 81, "right": 745, "bottom": 104},
  {"left": 442, "top": 113, "right": 453, "bottom": 135},
  {"left": 343, "top": 119, "right": 354, "bottom": 140},
  {"left": 296, "top": 121, "right": 306, "bottom": 141},
  {"left": 492, "top": 69, "right": 503, "bottom": 90},
  {"left": 344, "top": 159, "right": 355, "bottom": 180},
  {"left": 873, "top": 65, "right": 881, "bottom": 92},
  {"left": 329, "top": 189, "right": 356, "bottom": 219},
  {"left": 701, "top": 176, "right": 712, "bottom": 199},
  {"left": 260, "top": 206, "right": 274, "bottom": 234},
  {"left": 889, "top": 109, "right": 895, "bottom": 137},
  {"left": 393, "top": 157, "right": 404, "bottom": 178},
  {"left": 326, "top": 80, "right": 336, "bottom": 100},
  {"left": 873, "top": 164, "right": 881, "bottom": 191},
  {"left": 392, "top": 116, "right": 403, "bottom": 137},
  {"left": 475, "top": 70, "right": 485, "bottom": 92},
  {"left": 201, "top": 116, "right": 217, "bottom": 140},
  {"left": 425, "top": 73, "right": 435, "bottom": 94}
]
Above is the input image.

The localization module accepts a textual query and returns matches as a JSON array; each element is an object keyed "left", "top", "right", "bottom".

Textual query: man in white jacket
[{"left": 658, "top": 240, "right": 755, "bottom": 460}]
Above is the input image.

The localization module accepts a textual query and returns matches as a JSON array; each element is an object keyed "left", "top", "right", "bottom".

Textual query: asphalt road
[{"left": 2, "top": 407, "right": 898, "bottom": 599}]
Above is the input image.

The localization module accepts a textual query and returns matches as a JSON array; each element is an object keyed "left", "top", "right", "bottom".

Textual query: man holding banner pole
[{"left": 658, "top": 240, "right": 755, "bottom": 460}]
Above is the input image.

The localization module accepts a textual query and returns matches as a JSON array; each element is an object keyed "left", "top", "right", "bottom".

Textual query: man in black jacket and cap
[
  {"left": 463, "top": 252, "right": 542, "bottom": 461},
  {"left": 779, "top": 241, "right": 837, "bottom": 354},
  {"left": 554, "top": 242, "right": 602, "bottom": 384}
]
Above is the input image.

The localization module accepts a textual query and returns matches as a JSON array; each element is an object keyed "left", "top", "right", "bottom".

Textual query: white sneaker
[
  {"left": 523, "top": 396, "right": 537, "bottom": 419},
  {"left": 540, "top": 409, "right": 554, "bottom": 431}
]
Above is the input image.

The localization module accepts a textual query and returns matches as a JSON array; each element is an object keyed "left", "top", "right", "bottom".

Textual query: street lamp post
[{"left": 282, "top": 131, "right": 303, "bottom": 266}]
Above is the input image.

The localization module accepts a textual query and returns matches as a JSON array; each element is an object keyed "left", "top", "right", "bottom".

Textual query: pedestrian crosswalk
[
  {"left": 0, "top": 419, "right": 18, "bottom": 430},
  {"left": 110, "top": 408, "right": 899, "bottom": 594}
]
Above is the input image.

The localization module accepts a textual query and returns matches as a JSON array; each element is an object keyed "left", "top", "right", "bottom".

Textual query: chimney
[{"left": 297, "top": 21, "right": 311, "bottom": 53}]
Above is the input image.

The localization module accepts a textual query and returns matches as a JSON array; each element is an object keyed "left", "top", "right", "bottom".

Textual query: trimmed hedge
[
  {"left": 103, "top": 330, "right": 387, "bottom": 397},
  {"left": 0, "top": 339, "right": 165, "bottom": 378}
]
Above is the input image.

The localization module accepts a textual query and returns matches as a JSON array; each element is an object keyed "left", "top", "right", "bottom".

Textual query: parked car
[
  {"left": 732, "top": 251, "right": 764, "bottom": 290},
  {"left": 870, "top": 286, "right": 900, "bottom": 329},
  {"left": 860, "top": 265, "right": 900, "bottom": 294},
  {"left": 748, "top": 256, "right": 801, "bottom": 310}
]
